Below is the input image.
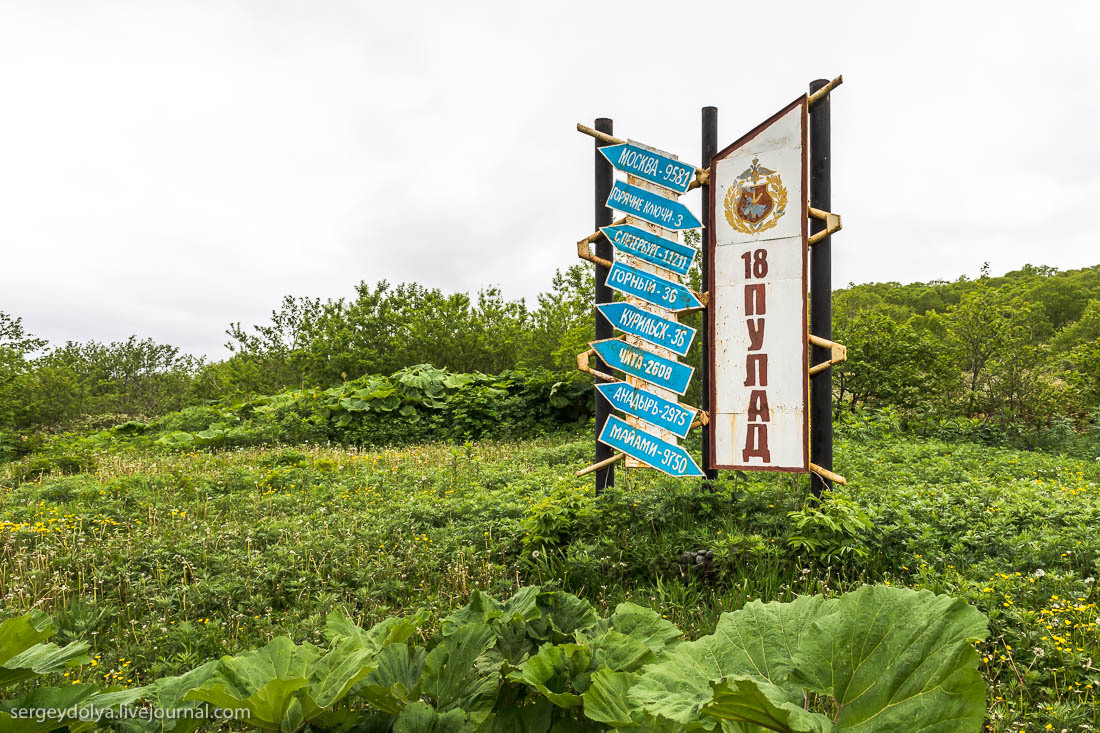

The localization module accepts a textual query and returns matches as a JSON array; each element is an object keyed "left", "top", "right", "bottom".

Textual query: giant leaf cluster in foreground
[{"left": 2, "top": 585, "right": 987, "bottom": 731}]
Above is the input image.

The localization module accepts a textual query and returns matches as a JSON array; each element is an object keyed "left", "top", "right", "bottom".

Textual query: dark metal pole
[
  {"left": 700, "top": 106, "right": 718, "bottom": 483},
  {"left": 808, "top": 80, "right": 832, "bottom": 495},
  {"left": 594, "top": 118, "right": 615, "bottom": 493}
]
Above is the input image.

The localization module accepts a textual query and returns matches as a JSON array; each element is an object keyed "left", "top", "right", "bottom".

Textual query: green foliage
[
  {"left": 7, "top": 365, "right": 593, "bottom": 460},
  {"left": 4, "top": 336, "right": 202, "bottom": 430},
  {"left": 833, "top": 311, "right": 953, "bottom": 411},
  {"left": 221, "top": 267, "right": 594, "bottom": 396},
  {"left": 3, "top": 420, "right": 1100, "bottom": 729},
  {"left": 0, "top": 312, "right": 47, "bottom": 429},
  {"left": 0, "top": 612, "right": 91, "bottom": 689},
  {"left": 0, "top": 611, "right": 137, "bottom": 733},
  {"left": 833, "top": 263, "right": 1100, "bottom": 430},
  {"left": 786, "top": 496, "right": 874, "bottom": 564},
  {"left": 0, "top": 587, "right": 988, "bottom": 732},
  {"left": 629, "top": 586, "right": 988, "bottom": 732},
  {"left": 521, "top": 485, "right": 599, "bottom": 550},
  {"left": 1, "top": 266, "right": 595, "bottom": 434}
]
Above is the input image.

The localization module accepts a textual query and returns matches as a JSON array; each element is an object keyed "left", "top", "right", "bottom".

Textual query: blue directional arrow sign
[
  {"left": 606, "top": 261, "right": 702, "bottom": 312},
  {"left": 596, "top": 382, "right": 697, "bottom": 439},
  {"left": 597, "top": 302, "right": 696, "bottom": 357},
  {"left": 591, "top": 338, "right": 694, "bottom": 395},
  {"left": 598, "top": 143, "right": 697, "bottom": 194},
  {"left": 606, "top": 181, "right": 701, "bottom": 231},
  {"left": 601, "top": 224, "right": 696, "bottom": 277},
  {"left": 599, "top": 414, "right": 703, "bottom": 477}
]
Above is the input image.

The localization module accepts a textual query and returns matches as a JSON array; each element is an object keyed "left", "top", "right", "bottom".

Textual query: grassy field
[{"left": 2, "top": 426, "right": 1099, "bottom": 730}]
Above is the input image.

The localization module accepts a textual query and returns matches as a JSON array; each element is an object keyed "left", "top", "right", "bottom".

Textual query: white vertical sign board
[{"left": 707, "top": 96, "right": 809, "bottom": 472}]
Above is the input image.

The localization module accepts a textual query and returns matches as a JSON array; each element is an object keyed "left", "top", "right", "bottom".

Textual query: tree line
[
  {"left": 2, "top": 261, "right": 1099, "bottom": 435},
  {"left": 0, "top": 266, "right": 595, "bottom": 431}
]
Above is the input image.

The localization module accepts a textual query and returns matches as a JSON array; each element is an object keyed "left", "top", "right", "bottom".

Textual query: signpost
[
  {"left": 705, "top": 80, "right": 847, "bottom": 483},
  {"left": 607, "top": 181, "right": 701, "bottom": 230},
  {"left": 606, "top": 261, "right": 703, "bottom": 311},
  {"left": 601, "top": 224, "right": 696, "bottom": 276},
  {"left": 575, "top": 128, "right": 704, "bottom": 480},
  {"left": 708, "top": 96, "right": 810, "bottom": 472},
  {"left": 590, "top": 339, "right": 694, "bottom": 396},
  {"left": 598, "top": 143, "right": 697, "bottom": 194},
  {"left": 596, "top": 302, "right": 696, "bottom": 357},
  {"left": 574, "top": 79, "right": 846, "bottom": 487},
  {"left": 598, "top": 415, "right": 703, "bottom": 477},
  {"left": 595, "top": 382, "right": 697, "bottom": 439}
]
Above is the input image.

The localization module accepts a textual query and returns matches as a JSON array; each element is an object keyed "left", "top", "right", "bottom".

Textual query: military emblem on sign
[{"left": 723, "top": 157, "right": 788, "bottom": 235}]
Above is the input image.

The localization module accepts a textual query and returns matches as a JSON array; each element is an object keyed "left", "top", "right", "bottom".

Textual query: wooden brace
[
  {"left": 575, "top": 452, "right": 625, "bottom": 477},
  {"left": 576, "top": 348, "right": 615, "bottom": 382},
  {"left": 576, "top": 122, "right": 709, "bottom": 190},
  {"left": 687, "top": 168, "right": 710, "bottom": 190},
  {"left": 690, "top": 410, "right": 710, "bottom": 430},
  {"left": 807, "top": 75, "right": 843, "bottom": 107},
  {"left": 577, "top": 217, "right": 627, "bottom": 268},
  {"left": 682, "top": 290, "right": 709, "bottom": 313},
  {"left": 807, "top": 207, "right": 842, "bottom": 245},
  {"left": 808, "top": 334, "right": 847, "bottom": 375},
  {"left": 809, "top": 462, "right": 847, "bottom": 485}
]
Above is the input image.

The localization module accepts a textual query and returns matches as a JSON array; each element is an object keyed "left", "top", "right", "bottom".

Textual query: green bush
[
  {"left": 130, "top": 365, "right": 596, "bottom": 454},
  {"left": 0, "top": 585, "right": 989, "bottom": 732}
]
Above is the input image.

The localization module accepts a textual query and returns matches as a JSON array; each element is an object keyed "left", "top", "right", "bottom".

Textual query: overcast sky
[{"left": 1, "top": 1, "right": 1097, "bottom": 358}]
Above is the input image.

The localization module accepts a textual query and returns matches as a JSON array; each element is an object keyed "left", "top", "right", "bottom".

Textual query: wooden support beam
[
  {"left": 689, "top": 410, "right": 710, "bottom": 430},
  {"left": 576, "top": 122, "right": 626, "bottom": 146},
  {"left": 807, "top": 334, "right": 847, "bottom": 375},
  {"left": 578, "top": 122, "right": 709, "bottom": 190},
  {"left": 576, "top": 348, "right": 615, "bottom": 382},
  {"left": 576, "top": 452, "right": 625, "bottom": 477},
  {"left": 576, "top": 217, "right": 627, "bottom": 268},
  {"left": 807, "top": 207, "right": 842, "bottom": 245},
  {"left": 807, "top": 75, "right": 843, "bottom": 107},
  {"left": 810, "top": 462, "right": 847, "bottom": 485}
]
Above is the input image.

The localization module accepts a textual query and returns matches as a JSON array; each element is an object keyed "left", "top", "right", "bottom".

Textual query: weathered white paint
[
  {"left": 620, "top": 140, "right": 685, "bottom": 467},
  {"left": 710, "top": 100, "right": 808, "bottom": 471}
]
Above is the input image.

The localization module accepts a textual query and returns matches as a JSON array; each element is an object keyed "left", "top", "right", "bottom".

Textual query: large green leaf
[
  {"left": 308, "top": 638, "right": 384, "bottom": 709},
  {"left": 0, "top": 611, "right": 90, "bottom": 689},
  {"left": 356, "top": 643, "right": 426, "bottom": 714},
  {"left": 582, "top": 669, "right": 637, "bottom": 727},
  {"left": 702, "top": 676, "right": 833, "bottom": 733},
  {"left": 184, "top": 635, "right": 380, "bottom": 731},
  {"left": 0, "top": 685, "right": 147, "bottom": 733},
  {"left": 339, "top": 397, "right": 371, "bottom": 412},
  {"left": 1, "top": 638, "right": 91, "bottom": 690},
  {"left": 0, "top": 612, "right": 54, "bottom": 666},
  {"left": 325, "top": 611, "right": 424, "bottom": 654},
  {"left": 509, "top": 643, "right": 592, "bottom": 709},
  {"left": 136, "top": 659, "right": 219, "bottom": 733},
  {"left": 419, "top": 623, "right": 498, "bottom": 720},
  {"left": 441, "top": 587, "right": 542, "bottom": 665},
  {"left": 587, "top": 631, "right": 656, "bottom": 675},
  {"left": 629, "top": 594, "right": 837, "bottom": 724},
  {"left": 0, "top": 684, "right": 100, "bottom": 733},
  {"left": 187, "top": 677, "right": 308, "bottom": 731},
  {"left": 529, "top": 591, "right": 598, "bottom": 643},
  {"left": 584, "top": 603, "right": 683, "bottom": 655},
  {"left": 393, "top": 701, "right": 469, "bottom": 733},
  {"left": 790, "top": 585, "right": 988, "bottom": 732},
  {"left": 709, "top": 596, "right": 836, "bottom": 691}
]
